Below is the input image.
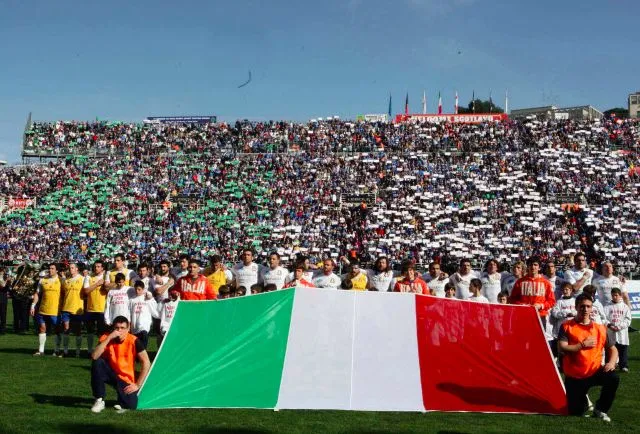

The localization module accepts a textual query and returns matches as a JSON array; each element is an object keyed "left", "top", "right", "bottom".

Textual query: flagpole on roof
[
  {"left": 472, "top": 90, "right": 475, "bottom": 114},
  {"left": 505, "top": 89, "right": 509, "bottom": 114},
  {"left": 489, "top": 89, "right": 493, "bottom": 114},
  {"left": 422, "top": 90, "right": 427, "bottom": 115}
]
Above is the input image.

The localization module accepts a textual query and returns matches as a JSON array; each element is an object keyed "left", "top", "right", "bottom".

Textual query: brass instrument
[{"left": 11, "top": 263, "right": 38, "bottom": 301}]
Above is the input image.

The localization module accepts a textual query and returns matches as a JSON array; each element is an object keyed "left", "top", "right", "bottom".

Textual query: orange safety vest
[
  {"left": 99, "top": 333, "right": 139, "bottom": 384},
  {"left": 561, "top": 320, "right": 608, "bottom": 379}
]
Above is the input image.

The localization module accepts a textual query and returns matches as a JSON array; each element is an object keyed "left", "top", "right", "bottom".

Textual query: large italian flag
[{"left": 138, "top": 288, "right": 567, "bottom": 414}]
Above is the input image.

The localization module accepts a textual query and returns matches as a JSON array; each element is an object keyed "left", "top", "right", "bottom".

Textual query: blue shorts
[
  {"left": 35, "top": 314, "right": 59, "bottom": 326},
  {"left": 60, "top": 311, "right": 84, "bottom": 323}
]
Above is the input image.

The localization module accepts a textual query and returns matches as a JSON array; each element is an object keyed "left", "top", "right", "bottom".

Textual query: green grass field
[{"left": 1, "top": 310, "right": 638, "bottom": 433}]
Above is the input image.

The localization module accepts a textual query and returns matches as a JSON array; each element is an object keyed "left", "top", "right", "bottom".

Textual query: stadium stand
[{"left": 1, "top": 116, "right": 639, "bottom": 275}]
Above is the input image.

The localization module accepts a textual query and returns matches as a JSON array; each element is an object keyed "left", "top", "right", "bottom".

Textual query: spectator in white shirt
[
  {"left": 593, "top": 262, "right": 629, "bottom": 308},
  {"left": 564, "top": 252, "right": 593, "bottom": 296}
]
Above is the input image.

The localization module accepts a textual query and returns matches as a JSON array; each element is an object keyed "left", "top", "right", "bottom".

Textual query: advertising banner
[
  {"left": 395, "top": 113, "right": 509, "bottom": 124},
  {"left": 626, "top": 280, "right": 640, "bottom": 319},
  {"left": 7, "top": 197, "right": 36, "bottom": 209}
]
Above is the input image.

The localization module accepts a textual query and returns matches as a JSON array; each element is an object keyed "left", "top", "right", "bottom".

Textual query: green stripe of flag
[{"left": 138, "top": 289, "right": 296, "bottom": 409}]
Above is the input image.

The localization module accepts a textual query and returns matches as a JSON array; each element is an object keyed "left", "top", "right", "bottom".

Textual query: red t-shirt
[
  {"left": 509, "top": 275, "right": 555, "bottom": 317},
  {"left": 174, "top": 275, "right": 216, "bottom": 300},
  {"left": 393, "top": 277, "right": 428, "bottom": 294}
]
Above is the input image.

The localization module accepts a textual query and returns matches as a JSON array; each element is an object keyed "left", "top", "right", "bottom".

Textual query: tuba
[{"left": 11, "top": 262, "right": 38, "bottom": 301}]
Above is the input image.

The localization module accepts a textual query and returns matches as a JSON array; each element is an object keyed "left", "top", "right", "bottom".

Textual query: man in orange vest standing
[
  {"left": 558, "top": 293, "right": 619, "bottom": 422},
  {"left": 90, "top": 315, "right": 151, "bottom": 413}
]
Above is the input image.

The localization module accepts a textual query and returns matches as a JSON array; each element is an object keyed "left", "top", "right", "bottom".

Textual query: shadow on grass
[
  {"left": 57, "top": 423, "right": 136, "bottom": 434},
  {"left": 195, "top": 430, "right": 273, "bottom": 434},
  {"left": 435, "top": 383, "right": 566, "bottom": 414},
  {"left": 59, "top": 426, "right": 273, "bottom": 434},
  {"left": 30, "top": 393, "right": 94, "bottom": 408},
  {"left": 0, "top": 347, "right": 39, "bottom": 355}
]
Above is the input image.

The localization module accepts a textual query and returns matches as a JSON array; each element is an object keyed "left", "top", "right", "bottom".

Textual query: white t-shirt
[
  {"left": 564, "top": 267, "right": 593, "bottom": 294},
  {"left": 260, "top": 266, "right": 290, "bottom": 290},
  {"left": 153, "top": 274, "right": 172, "bottom": 302},
  {"left": 481, "top": 272, "right": 502, "bottom": 303},
  {"left": 287, "top": 270, "right": 315, "bottom": 283},
  {"left": 593, "top": 275, "right": 626, "bottom": 306},
  {"left": 468, "top": 294, "right": 489, "bottom": 303},
  {"left": 104, "top": 286, "right": 134, "bottom": 325},
  {"left": 367, "top": 269, "right": 396, "bottom": 292},
  {"left": 604, "top": 301, "right": 631, "bottom": 345},
  {"left": 159, "top": 298, "right": 180, "bottom": 335},
  {"left": 312, "top": 272, "right": 342, "bottom": 290},
  {"left": 450, "top": 271, "right": 480, "bottom": 300},
  {"left": 128, "top": 294, "right": 158, "bottom": 334},
  {"left": 232, "top": 262, "right": 266, "bottom": 293},
  {"left": 423, "top": 273, "right": 449, "bottom": 297}
]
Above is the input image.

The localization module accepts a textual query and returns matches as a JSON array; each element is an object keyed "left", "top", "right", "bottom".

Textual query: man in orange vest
[
  {"left": 90, "top": 315, "right": 151, "bottom": 413},
  {"left": 558, "top": 293, "right": 619, "bottom": 422}
]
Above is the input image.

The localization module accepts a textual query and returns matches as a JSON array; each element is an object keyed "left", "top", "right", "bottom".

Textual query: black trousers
[
  {"left": 0, "top": 294, "right": 7, "bottom": 332},
  {"left": 91, "top": 358, "right": 138, "bottom": 409},
  {"left": 565, "top": 369, "right": 619, "bottom": 416},
  {"left": 85, "top": 314, "right": 107, "bottom": 336},
  {"left": 12, "top": 298, "right": 29, "bottom": 332},
  {"left": 135, "top": 331, "right": 149, "bottom": 350},
  {"left": 616, "top": 344, "right": 629, "bottom": 369}
]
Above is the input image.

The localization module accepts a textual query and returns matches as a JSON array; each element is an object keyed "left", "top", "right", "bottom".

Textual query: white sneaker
[
  {"left": 113, "top": 404, "right": 127, "bottom": 414},
  {"left": 593, "top": 409, "right": 611, "bottom": 423},
  {"left": 91, "top": 398, "right": 105, "bottom": 413},
  {"left": 621, "top": 367, "right": 629, "bottom": 373}
]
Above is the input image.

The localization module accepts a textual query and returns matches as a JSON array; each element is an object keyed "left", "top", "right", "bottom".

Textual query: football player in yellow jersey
[
  {"left": 83, "top": 260, "right": 107, "bottom": 354},
  {"left": 204, "top": 255, "right": 233, "bottom": 296},
  {"left": 104, "top": 253, "right": 137, "bottom": 290},
  {"left": 60, "top": 263, "right": 86, "bottom": 357},
  {"left": 30, "top": 263, "right": 62, "bottom": 356},
  {"left": 342, "top": 259, "right": 368, "bottom": 291}
]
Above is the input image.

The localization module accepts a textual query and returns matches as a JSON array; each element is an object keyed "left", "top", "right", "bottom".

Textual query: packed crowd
[
  {"left": 4, "top": 116, "right": 637, "bottom": 420},
  {"left": 2, "top": 117, "right": 639, "bottom": 275}
]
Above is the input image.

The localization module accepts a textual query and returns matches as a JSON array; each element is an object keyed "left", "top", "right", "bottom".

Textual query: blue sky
[{"left": 0, "top": 0, "right": 637, "bottom": 162}]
